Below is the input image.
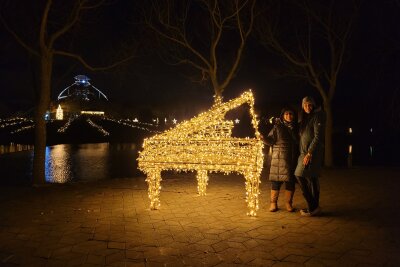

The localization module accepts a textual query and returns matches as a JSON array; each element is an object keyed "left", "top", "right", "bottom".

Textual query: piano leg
[
  {"left": 145, "top": 169, "right": 162, "bottom": 210},
  {"left": 197, "top": 170, "right": 209, "bottom": 196},
  {"left": 245, "top": 171, "right": 260, "bottom": 216}
]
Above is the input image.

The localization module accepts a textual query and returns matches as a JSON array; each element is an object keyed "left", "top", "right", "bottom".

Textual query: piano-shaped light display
[{"left": 137, "top": 90, "right": 264, "bottom": 216}]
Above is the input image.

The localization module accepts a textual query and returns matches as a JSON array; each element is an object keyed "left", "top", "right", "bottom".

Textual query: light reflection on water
[
  {"left": 0, "top": 141, "right": 386, "bottom": 185},
  {"left": 0, "top": 143, "right": 140, "bottom": 185},
  {"left": 0, "top": 143, "right": 34, "bottom": 155},
  {"left": 45, "top": 145, "right": 73, "bottom": 183}
]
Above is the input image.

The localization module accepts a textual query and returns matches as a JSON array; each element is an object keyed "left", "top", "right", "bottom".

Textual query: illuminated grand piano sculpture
[{"left": 137, "top": 90, "right": 264, "bottom": 216}]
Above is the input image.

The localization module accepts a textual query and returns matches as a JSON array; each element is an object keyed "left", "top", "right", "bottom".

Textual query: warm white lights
[
  {"left": 56, "top": 105, "right": 64, "bottom": 120},
  {"left": 0, "top": 117, "right": 35, "bottom": 134},
  {"left": 58, "top": 116, "right": 77, "bottom": 133},
  {"left": 81, "top": 111, "right": 105, "bottom": 115},
  {"left": 137, "top": 90, "right": 264, "bottom": 216},
  {"left": 103, "top": 117, "right": 161, "bottom": 134},
  {"left": 86, "top": 118, "right": 109, "bottom": 136}
]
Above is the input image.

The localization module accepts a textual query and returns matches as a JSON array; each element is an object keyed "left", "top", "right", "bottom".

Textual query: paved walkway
[{"left": 1, "top": 167, "right": 400, "bottom": 266}]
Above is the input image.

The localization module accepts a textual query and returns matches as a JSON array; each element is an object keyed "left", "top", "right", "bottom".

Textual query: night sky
[{"left": 1, "top": 0, "right": 399, "bottom": 135}]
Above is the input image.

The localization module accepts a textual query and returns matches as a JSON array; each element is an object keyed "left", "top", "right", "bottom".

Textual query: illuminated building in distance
[{"left": 53, "top": 75, "right": 108, "bottom": 119}]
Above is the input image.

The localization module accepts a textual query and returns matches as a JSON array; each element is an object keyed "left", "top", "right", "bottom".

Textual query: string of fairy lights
[
  {"left": 1, "top": 115, "right": 164, "bottom": 137},
  {"left": 86, "top": 118, "right": 109, "bottom": 136},
  {"left": 126, "top": 118, "right": 159, "bottom": 127},
  {"left": 103, "top": 117, "right": 161, "bottom": 134},
  {"left": 57, "top": 116, "right": 78, "bottom": 133},
  {"left": 11, "top": 125, "right": 35, "bottom": 134},
  {"left": 138, "top": 90, "right": 264, "bottom": 216},
  {"left": 0, "top": 118, "right": 34, "bottom": 129},
  {"left": 0, "top": 117, "right": 35, "bottom": 134}
]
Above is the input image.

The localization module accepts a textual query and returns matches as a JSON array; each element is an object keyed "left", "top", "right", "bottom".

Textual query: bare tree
[
  {"left": 143, "top": 0, "right": 256, "bottom": 102},
  {"left": 1, "top": 0, "right": 135, "bottom": 184},
  {"left": 254, "top": 0, "right": 358, "bottom": 167}
]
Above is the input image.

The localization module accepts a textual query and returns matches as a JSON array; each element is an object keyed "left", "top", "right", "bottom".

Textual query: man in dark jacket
[
  {"left": 264, "top": 107, "right": 299, "bottom": 212},
  {"left": 295, "top": 96, "right": 325, "bottom": 216}
]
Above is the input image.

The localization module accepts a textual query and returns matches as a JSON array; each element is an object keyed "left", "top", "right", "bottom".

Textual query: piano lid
[{"left": 146, "top": 90, "right": 261, "bottom": 140}]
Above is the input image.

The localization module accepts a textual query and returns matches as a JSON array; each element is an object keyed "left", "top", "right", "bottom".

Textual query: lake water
[
  {"left": 0, "top": 143, "right": 141, "bottom": 185},
  {"left": 0, "top": 139, "right": 394, "bottom": 185}
]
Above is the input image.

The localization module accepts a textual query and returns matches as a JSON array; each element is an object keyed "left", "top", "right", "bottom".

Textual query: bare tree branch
[
  {"left": 254, "top": 0, "right": 357, "bottom": 167},
  {"left": 146, "top": 0, "right": 256, "bottom": 98},
  {"left": 48, "top": 0, "right": 107, "bottom": 49},
  {"left": 0, "top": 12, "right": 39, "bottom": 56},
  {"left": 219, "top": 0, "right": 256, "bottom": 91},
  {"left": 53, "top": 50, "right": 136, "bottom": 70},
  {"left": 39, "top": 0, "right": 52, "bottom": 50},
  {"left": 2, "top": 0, "right": 137, "bottom": 184}
]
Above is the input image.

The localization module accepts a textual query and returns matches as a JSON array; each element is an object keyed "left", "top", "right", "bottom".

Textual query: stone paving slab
[{"left": 1, "top": 167, "right": 400, "bottom": 266}]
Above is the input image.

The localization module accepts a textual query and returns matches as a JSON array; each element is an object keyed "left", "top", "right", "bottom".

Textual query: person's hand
[{"left": 303, "top": 153, "right": 312, "bottom": 166}]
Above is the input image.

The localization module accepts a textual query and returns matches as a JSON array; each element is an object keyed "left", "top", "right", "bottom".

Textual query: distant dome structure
[
  {"left": 54, "top": 75, "right": 109, "bottom": 118},
  {"left": 57, "top": 75, "right": 108, "bottom": 101}
]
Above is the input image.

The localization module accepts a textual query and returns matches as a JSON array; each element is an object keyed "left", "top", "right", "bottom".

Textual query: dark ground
[{"left": 0, "top": 167, "right": 400, "bottom": 266}]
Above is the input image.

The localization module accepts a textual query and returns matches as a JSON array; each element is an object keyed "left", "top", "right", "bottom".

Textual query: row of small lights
[
  {"left": 348, "top": 128, "right": 374, "bottom": 156},
  {"left": 104, "top": 117, "right": 162, "bottom": 134},
  {"left": 0, "top": 118, "right": 34, "bottom": 134},
  {"left": 150, "top": 117, "right": 241, "bottom": 125},
  {"left": 11, "top": 125, "right": 35, "bottom": 134},
  {"left": 0, "top": 117, "right": 32, "bottom": 122},
  {"left": 86, "top": 118, "right": 109, "bottom": 136},
  {"left": 348, "top": 127, "right": 374, "bottom": 134},
  {"left": 0, "top": 118, "right": 34, "bottom": 129},
  {"left": 123, "top": 118, "right": 158, "bottom": 126},
  {"left": 58, "top": 116, "right": 78, "bottom": 133}
]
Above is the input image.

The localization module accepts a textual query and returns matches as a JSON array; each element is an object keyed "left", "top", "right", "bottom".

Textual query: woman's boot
[
  {"left": 285, "top": 190, "right": 295, "bottom": 212},
  {"left": 269, "top": 190, "right": 279, "bottom": 212}
]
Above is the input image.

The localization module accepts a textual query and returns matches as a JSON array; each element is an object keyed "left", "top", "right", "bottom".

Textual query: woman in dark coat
[
  {"left": 295, "top": 96, "right": 325, "bottom": 216},
  {"left": 264, "top": 107, "right": 299, "bottom": 212}
]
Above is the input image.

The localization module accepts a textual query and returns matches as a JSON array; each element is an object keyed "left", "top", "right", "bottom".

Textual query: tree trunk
[
  {"left": 323, "top": 100, "right": 333, "bottom": 167},
  {"left": 212, "top": 83, "right": 224, "bottom": 104},
  {"left": 32, "top": 54, "right": 52, "bottom": 185}
]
